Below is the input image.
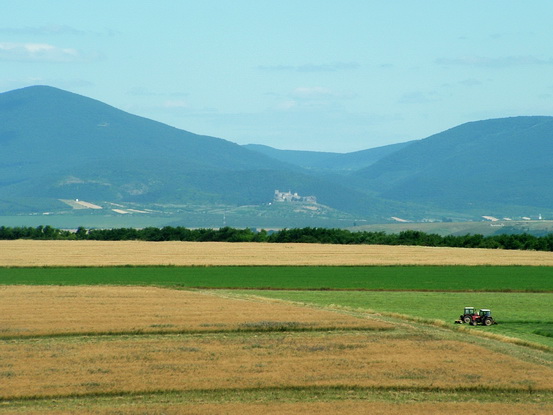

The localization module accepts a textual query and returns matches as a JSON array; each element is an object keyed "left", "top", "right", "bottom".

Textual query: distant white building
[{"left": 274, "top": 189, "right": 316, "bottom": 203}]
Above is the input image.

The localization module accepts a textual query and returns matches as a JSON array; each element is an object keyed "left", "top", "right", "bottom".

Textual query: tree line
[{"left": 1, "top": 225, "right": 553, "bottom": 251}]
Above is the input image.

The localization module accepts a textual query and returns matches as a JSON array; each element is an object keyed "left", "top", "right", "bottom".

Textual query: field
[
  {"left": 243, "top": 290, "right": 553, "bottom": 349},
  {"left": 0, "top": 286, "right": 390, "bottom": 338},
  {"left": 2, "top": 265, "right": 553, "bottom": 291},
  {"left": 1, "top": 241, "right": 553, "bottom": 413},
  {"left": 3, "top": 240, "right": 553, "bottom": 266},
  {"left": 1, "top": 286, "right": 552, "bottom": 414}
]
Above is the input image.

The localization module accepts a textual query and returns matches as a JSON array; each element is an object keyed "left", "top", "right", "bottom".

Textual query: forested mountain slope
[
  {"left": 0, "top": 86, "right": 387, "bottom": 216},
  {"left": 352, "top": 116, "right": 553, "bottom": 213}
]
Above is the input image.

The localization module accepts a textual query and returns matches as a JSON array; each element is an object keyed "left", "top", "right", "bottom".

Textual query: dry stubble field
[
  {"left": 2, "top": 240, "right": 553, "bottom": 266},
  {"left": 1, "top": 241, "right": 553, "bottom": 413}
]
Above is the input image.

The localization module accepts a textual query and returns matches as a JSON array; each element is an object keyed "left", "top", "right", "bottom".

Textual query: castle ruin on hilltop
[{"left": 274, "top": 189, "right": 317, "bottom": 203}]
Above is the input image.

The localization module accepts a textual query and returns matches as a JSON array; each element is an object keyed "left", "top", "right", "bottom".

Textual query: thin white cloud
[
  {"left": 293, "top": 86, "right": 334, "bottom": 99},
  {"left": 292, "top": 86, "right": 355, "bottom": 100},
  {"left": 0, "top": 42, "right": 96, "bottom": 63},
  {"left": 399, "top": 91, "right": 440, "bottom": 104},
  {"left": 0, "top": 25, "right": 85, "bottom": 36},
  {"left": 162, "top": 99, "right": 189, "bottom": 109},
  {"left": 275, "top": 100, "right": 297, "bottom": 110},
  {"left": 436, "top": 55, "right": 553, "bottom": 67},
  {"left": 442, "top": 78, "right": 483, "bottom": 89},
  {"left": 127, "top": 87, "right": 188, "bottom": 98},
  {"left": 458, "top": 78, "right": 482, "bottom": 87},
  {"left": 258, "top": 62, "right": 360, "bottom": 72},
  {"left": 272, "top": 86, "right": 355, "bottom": 112},
  {"left": 0, "top": 25, "right": 118, "bottom": 36},
  {"left": 296, "top": 62, "right": 360, "bottom": 72}
]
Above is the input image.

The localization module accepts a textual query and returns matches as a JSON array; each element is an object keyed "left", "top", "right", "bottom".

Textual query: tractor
[
  {"left": 469, "top": 309, "right": 497, "bottom": 326},
  {"left": 459, "top": 306, "right": 476, "bottom": 324}
]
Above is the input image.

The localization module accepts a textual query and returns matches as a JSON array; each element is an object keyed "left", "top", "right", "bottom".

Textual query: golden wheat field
[
  {"left": 0, "top": 286, "right": 390, "bottom": 337},
  {"left": 1, "top": 286, "right": 552, "bottom": 414},
  {"left": 1, "top": 240, "right": 553, "bottom": 266},
  {"left": 3, "top": 332, "right": 553, "bottom": 398}
]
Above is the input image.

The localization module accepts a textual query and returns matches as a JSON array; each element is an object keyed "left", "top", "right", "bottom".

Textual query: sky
[{"left": 1, "top": 1, "right": 553, "bottom": 152}]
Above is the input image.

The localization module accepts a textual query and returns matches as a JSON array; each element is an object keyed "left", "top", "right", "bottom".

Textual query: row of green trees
[{"left": 1, "top": 225, "right": 553, "bottom": 251}]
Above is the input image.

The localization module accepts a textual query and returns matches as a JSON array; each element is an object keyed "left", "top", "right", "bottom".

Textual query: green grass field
[
  {"left": 240, "top": 290, "right": 553, "bottom": 349},
  {"left": 1, "top": 265, "right": 553, "bottom": 292}
]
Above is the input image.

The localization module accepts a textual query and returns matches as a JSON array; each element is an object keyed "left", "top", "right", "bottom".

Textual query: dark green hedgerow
[{"left": 1, "top": 225, "right": 553, "bottom": 251}]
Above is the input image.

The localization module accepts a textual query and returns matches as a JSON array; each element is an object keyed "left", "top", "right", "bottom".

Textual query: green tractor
[{"left": 470, "top": 309, "right": 497, "bottom": 326}]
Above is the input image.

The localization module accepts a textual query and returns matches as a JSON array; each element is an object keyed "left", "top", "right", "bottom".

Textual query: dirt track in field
[
  {"left": 29, "top": 401, "right": 551, "bottom": 415},
  {"left": 1, "top": 240, "right": 553, "bottom": 266}
]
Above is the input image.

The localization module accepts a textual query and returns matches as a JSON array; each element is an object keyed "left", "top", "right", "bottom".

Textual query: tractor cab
[
  {"left": 470, "top": 309, "right": 496, "bottom": 326},
  {"left": 460, "top": 306, "right": 476, "bottom": 324},
  {"left": 479, "top": 309, "right": 491, "bottom": 317}
]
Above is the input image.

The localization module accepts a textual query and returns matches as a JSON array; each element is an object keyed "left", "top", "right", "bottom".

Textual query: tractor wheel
[
  {"left": 470, "top": 320, "right": 477, "bottom": 326},
  {"left": 484, "top": 318, "right": 493, "bottom": 326},
  {"left": 462, "top": 315, "right": 471, "bottom": 324}
]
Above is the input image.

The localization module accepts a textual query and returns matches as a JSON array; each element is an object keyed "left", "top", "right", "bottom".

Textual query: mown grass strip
[
  {"left": 385, "top": 311, "right": 553, "bottom": 352},
  {"left": 2, "top": 384, "right": 552, "bottom": 405},
  {"left": 535, "top": 328, "right": 553, "bottom": 338},
  {"left": 1, "top": 265, "right": 553, "bottom": 292}
]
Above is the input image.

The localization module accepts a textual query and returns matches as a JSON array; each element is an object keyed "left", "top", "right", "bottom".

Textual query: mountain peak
[
  {"left": 2, "top": 84, "right": 80, "bottom": 99},
  {"left": 0, "top": 85, "right": 325, "bottom": 211}
]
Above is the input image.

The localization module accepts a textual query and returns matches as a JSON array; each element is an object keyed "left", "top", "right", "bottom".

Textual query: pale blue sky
[{"left": 1, "top": 1, "right": 552, "bottom": 151}]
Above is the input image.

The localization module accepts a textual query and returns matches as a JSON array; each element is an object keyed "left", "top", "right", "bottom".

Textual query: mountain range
[
  {"left": 243, "top": 141, "right": 412, "bottom": 173},
  {"left": 1, "top": 85, "right": 552, "bottom": 224}
]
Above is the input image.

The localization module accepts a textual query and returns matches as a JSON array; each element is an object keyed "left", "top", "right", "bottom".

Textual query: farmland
[
  {"left": 1, "top": 286, "right": 552, "bottom": 414},
  {"left": 0, "top": 286, "right": 390, "bottom": 338},
  {"left": 3, "top": 240, "right": 553, "bottom": 266},
  {"left": 1, "top": 265, "right": 553, "bottom": 291},
  {"left": 242, "top": 290, "right": 553, "bottom": 349},
  {"left": 0, "top": 241, "right": 552, "bottom": 413}
]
